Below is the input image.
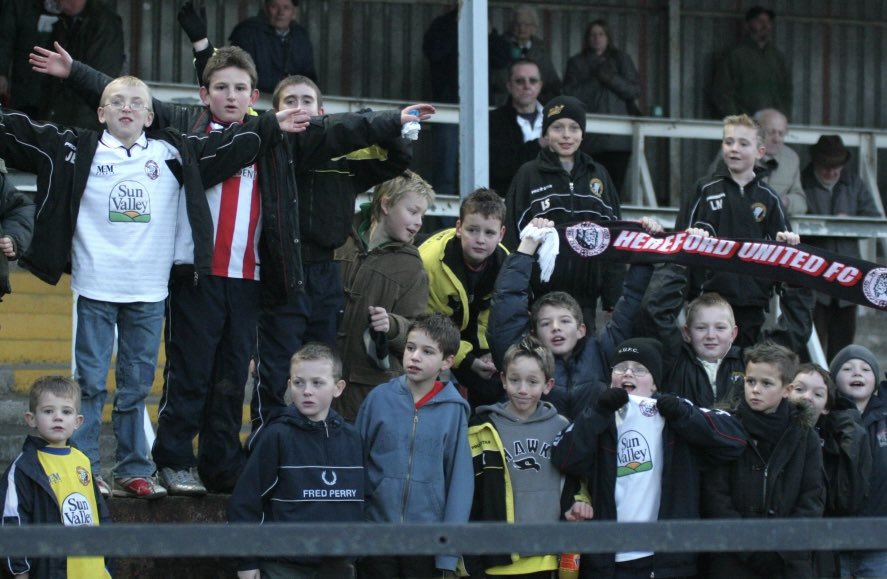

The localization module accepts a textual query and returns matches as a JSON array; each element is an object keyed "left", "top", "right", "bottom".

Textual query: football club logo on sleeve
[{"left": 109, "top": 180, "right": 151, "bottom": 222}]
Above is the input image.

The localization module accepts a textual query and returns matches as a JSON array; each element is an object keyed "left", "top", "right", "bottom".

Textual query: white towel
[{"left": 519, "top": 223, "right": 559, "bottom": 282}]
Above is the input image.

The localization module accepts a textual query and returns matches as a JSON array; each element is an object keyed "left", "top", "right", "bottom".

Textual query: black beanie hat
[
  {"left": 613, "top": 338, "right": 663, "bottom": 387},
  {"left": 542, "top": 95, "right": 587, "bottom": 136}
]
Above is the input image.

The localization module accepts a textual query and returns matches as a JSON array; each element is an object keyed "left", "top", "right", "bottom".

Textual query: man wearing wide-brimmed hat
[{"left": 802, "top": 134, "right": 882, "bottom": 359}]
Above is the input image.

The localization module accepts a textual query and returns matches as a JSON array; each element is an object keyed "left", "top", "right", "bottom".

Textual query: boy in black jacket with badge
[
  {"left": 228, "top": 343, "right": 363, "bottom": 579},
  {"left": 503, "top": 95, "right": 624, "bottom": 330}
]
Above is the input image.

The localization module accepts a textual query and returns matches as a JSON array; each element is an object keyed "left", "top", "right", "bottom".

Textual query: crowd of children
[{"left": 1, "top": 27, "right": 886, "bottom": 579}]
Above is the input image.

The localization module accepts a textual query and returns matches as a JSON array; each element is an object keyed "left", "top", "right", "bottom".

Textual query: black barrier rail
[{"left": 2, "top": 519, "right": 887, "bottom": 558}]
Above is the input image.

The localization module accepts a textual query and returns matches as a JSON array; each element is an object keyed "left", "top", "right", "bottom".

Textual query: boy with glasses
[{"left": 2, "top": 74, "right": 308, "bottom": 498}]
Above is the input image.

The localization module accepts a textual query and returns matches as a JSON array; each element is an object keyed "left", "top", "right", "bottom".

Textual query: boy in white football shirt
[{"left": 2, "top": 74, "right": 308, "bottom": 498}]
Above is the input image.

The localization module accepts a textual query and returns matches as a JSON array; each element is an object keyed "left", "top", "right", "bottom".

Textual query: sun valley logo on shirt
[{"left": 108, "top": 180, "right": 151, "bottom": 223}]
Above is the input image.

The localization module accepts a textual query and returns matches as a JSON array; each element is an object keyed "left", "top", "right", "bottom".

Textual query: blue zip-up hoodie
[{"left": 356, "top": 376, "right": 473, "bottom": 572}]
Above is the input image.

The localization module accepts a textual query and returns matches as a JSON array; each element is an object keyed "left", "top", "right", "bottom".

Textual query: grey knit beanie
[{"left": 829, "top": 345, "right": 881, "bottom": 384}]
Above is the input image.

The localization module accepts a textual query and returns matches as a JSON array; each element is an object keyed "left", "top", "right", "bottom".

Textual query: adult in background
[
  {"left": 422, "top": 4, "right": 459, "bottom": 198},
  {"left": 712, "top": 5, "right": 792, "bottom": 119},
  {"left": 802, "top": 135, "right": 881, "bottom": 361},
  {"left": 44, "top": 0, "right": 124, "bottom": 130},
  {"left": 563, "top": 19, "right": 640, "bottom": 195},
  {"left": 489, "top": 4, "right": 561, "bottom": 108},
  {"left": 229, "top": 0, "right": 317, "bottom": 94},
  {"left": 707, "top": 108, "right": 806, "bottom": 215},
  {"left": 0, "top": 0, "right": 55, "bottom": 115},
  {"left": 488, "top": 59, "right": 545, "bottom": 197}
]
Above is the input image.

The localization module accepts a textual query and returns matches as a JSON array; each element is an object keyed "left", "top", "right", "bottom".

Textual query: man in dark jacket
[
  {"left": 488, "top": 59, "right": 545, "bottom": 197},
  {"left": 229, "top": 0, "right": 317, "bottom": 94},
  {"left": 44, "top": 0, "right": 123, "bottom": 130},
  {"left": 802, "top": 135, "right": 882, "bottom": 360}
]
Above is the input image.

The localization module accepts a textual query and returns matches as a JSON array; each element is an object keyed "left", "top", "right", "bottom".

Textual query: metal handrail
[{"left": 2, "top": 519, "right": 885, "bottom": 558}]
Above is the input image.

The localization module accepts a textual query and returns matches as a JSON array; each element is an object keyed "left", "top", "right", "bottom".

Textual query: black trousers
[
  {"left": 249, "top": 260, "right": 344, "bottom": 446},
  {"left": 814, "top": 300, "right": 857, "bottom": 363},
  {"left": 153, "top": 274, "right": 259, "bottom": 491}
]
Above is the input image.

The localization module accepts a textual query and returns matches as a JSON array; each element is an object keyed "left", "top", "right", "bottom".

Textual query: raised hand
[
  {"left": 275, "top": 107, "right": 310, "bottom": 133},
  {"left": 178, "top": 0, "right": 208, "bottom": 44},
  {"left": 29, "top": 42, "right": 73, "bottom": 79},
  {"left": 400, "top": 103, "right": 436, "bottom": 124}
]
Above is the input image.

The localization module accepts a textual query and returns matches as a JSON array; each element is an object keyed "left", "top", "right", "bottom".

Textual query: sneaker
[
  {"left": 158, "top": 467, "right": 207, "bottom": 497},
  {"left": 94, "top": 475, "right": 111, "bottom": 499},
  {"left": 112, "top": 476, "right": 167, "bottom": 499}
]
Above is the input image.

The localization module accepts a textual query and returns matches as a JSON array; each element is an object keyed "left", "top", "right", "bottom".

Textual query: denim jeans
[
  {"left": 840, "top": 550, "right": 887, "bottom": 578},
  {"left": 71, "top": 296, "right": 164, "bottom": 478}
]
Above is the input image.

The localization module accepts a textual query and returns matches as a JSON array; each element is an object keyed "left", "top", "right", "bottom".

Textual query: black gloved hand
[
  {"left": 178, "top": 0, "right": 207, "bottom": 43},
  {"left": 655, "top": 394, "right": 688, "bottom": 422},
  {"left": 597, "top": 387, "right": 629, "bottom": 413}
]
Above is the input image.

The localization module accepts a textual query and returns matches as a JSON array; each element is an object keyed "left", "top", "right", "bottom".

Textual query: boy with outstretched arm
[
  {"left": 487, "top": 216, "right": 658, "bottom": 419},
  {"left": 173, "top": 2, "right": 415, "bottom": 437},
  {"left": 702, "top": 342, "right": 825, "bottom": 578},
  {"left": 467, "top": 335, "right": 592, "bottom": 577},
  {"left": 228, "top": 344, "right": 363, "bottom": 579},
  {"left": 552, "top": 338, "right": 746, "bottom": 578},
  {"left": 1, "top": 376, "right": 111, "bottom": 578},
  {"left": 419, "top": 188, "right": 509, "bottom": 409},
  {"left": 29, "top": 42, "right": 433, "bottom": 495},
  {"left": 356, "top": 313, "right": 473, "bottom": 578},
  {"left": 2, "top": 74, "right": 306, "bottom": 499}
]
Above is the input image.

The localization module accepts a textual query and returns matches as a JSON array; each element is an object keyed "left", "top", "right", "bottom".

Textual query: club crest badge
[
  {"left": 751, "top": 202, "right": 767, "bottom": 222},
  {"left": 589, "top": 178, "right": 604, "bottom": 197},
  {"left": 566, "top": 222, "right": 609, "bottom": 257},
  {"left": 145, "top": 160, "right": 160, "bottom": 180},
  {"left": 640, "top": 399, "right": 658, "bottom": 417},
  {"left": 862, "top": 268, "right": 887, "bottom": 308},
  {"left": 77, "top": 466, "right": 90, "bottom": 486}
]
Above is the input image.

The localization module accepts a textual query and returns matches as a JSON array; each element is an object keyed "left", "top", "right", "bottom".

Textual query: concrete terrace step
[
  {"left": 3, "top": 364, "right": 167, "bottom": 397},
  {"left": 0, "top": 312, "right": 72, "bottom": 340},
  {"left": 0, "top": 292, "right": 72, "bottom": 315}
]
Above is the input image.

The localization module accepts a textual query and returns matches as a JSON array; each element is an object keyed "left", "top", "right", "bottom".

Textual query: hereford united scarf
[{"left": 556, "top": 221, "right": 887, "bottom": 312}]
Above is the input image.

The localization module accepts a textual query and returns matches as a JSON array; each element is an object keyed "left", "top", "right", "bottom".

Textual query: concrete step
[
  {"left": 6, "top": 271, "right": 70, "bottom": 295},
  {"left": 4, "top": 365, "right": 167, "bottom": 397},
  {"left": 0, "top": 312, "right": 72, "bottom": 340},
  {"left": 107, "top": 495, "right": 236, "bottom": 578},
  {"left": 0, "top": 291, "right": 72, "bottom": 315}
]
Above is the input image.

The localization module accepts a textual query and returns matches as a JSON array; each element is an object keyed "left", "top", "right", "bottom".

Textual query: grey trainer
[{"left": 158, "top": 467, "right": 207, "bottom": 497}]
